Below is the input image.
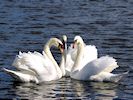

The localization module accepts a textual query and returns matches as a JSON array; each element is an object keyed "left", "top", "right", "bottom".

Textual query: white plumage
[
  {"left": 3, "top": 38, "right": 65, "bottom": 83},
  {"left": 69, "top": 36, "right": 128, "bottom": 82}
]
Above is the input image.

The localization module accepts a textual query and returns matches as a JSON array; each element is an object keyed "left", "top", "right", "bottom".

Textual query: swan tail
[
  {"left": 2, "top": 68, "right": 38, "bottom": 83},
  {"left": 89, "top": 71, "right": 128, "bottom": 82},
  {"left": 110, "top": 71, "right": 129, "bottom": 82},
  {"left": 3, "top": 68, "right": 25, "bottom": 81}
]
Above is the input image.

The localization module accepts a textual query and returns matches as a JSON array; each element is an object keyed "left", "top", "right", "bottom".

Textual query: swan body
[
  {"left": 70, "top": 36, "right": 128, "bottom": 82},
  {"left": 3, "top": 38, "right": 65, "bottom": 83}
]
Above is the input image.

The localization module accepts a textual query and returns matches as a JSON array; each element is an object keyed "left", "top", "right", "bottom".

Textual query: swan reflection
[{"left": 13, "top": 77, "right": 118, "bottom": 100}]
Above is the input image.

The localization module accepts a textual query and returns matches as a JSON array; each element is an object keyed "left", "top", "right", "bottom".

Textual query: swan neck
[
  {"left": 72, "top": 43, "right": 84, "bottom": 72},
  {"left": 44, "top": 39, "right": 62, "bottom": 78}
]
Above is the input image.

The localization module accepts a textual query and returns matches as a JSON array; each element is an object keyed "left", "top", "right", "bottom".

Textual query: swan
[
  {"left": 61, "top": 35, "right": 98, "bottom": 77},
  {"left": 70, "top": 36, "right": 128, "bottom": 82},
  {"left": 3, "top": 38, "right": 66, "bottom": 83}
]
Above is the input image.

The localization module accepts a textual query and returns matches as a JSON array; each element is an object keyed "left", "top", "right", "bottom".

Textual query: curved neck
[
  {"left": 44, "top": 39, "right": 62, "bottom": 78},
  {"left": 72, "top": 42, "right": 84, "bottom": 72}
]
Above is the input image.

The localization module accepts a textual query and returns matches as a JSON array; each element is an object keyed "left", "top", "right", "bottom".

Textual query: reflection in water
[
  {"left": 71, "top": 80, "right": 117, "bottom": 100},
  {"left": 13, "top": 78, "right": 118, "bottom": 100}
]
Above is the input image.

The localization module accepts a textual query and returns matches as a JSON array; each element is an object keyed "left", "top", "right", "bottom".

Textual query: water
[{"left": 0, "top": 0, "right": 133, "bottom": 99}]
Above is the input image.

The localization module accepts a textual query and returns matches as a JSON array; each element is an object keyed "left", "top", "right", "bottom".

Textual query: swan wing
[
  {"left": 72, "top": 56, "right": 118, "bottom": 80},
  {"left": 101, "top": 56, "right": 119, "bottom": 73},
  {"left": 81, "top": 45, "right": 98, "bottom": 67},
  {"left": 69, "top": 45, "right": 98, "bottom": 63},
  {"left": 12, "top": 51, "right": 56, "bottom": 79},
  {"left": 84, "top": 45, "right": 97, "bottom": 62},
  {"left": 85, "top": 55, "right": 118, "bottom": 74}
]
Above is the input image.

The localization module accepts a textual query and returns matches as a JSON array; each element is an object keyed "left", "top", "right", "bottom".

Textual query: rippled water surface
[{"left": 0, "top": 0, "right": 133, "bottom": 99}]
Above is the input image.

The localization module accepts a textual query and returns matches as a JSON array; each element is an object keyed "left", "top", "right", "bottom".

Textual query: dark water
[{"left": 0, "top": 0, "right": 133, "bottom": 99}]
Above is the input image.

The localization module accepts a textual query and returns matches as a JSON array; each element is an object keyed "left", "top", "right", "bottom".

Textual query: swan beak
[{"left": 58, "top": 43, "right": 64, "bottom": 53}]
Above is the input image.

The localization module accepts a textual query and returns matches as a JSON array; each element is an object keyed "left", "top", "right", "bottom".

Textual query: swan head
[
  {"left": 50, "top": 38, "right": 64, "bottom": 53},
  {"left": 62, "top": 35, "right": 67, "bottom": 50},
  {"left": 73, "top": 36, "right": 84, "bottom": 48},
  {"left": 74, "top": 36, "right": 83, "bottom": 43},
  {"left": 62, "top": 35, "right": 67, "bottom": 43}
]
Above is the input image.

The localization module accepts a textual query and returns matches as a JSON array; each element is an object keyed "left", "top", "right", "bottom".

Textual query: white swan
[
  {"left": 62, "top": 35, "right": 98, "bottom": 76},
  {"left": 70, "top": 36, "right": 128, "bottom": 82},
  {"left": 3, "top": 38, "right": 65, "bottom": 83}
]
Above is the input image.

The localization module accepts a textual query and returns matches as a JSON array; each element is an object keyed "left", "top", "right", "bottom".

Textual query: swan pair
[{"left": 3, "top": 35, "right": 128, "bottom": 83}]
